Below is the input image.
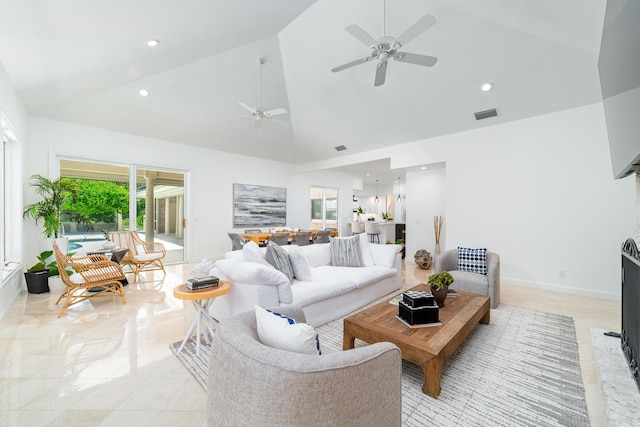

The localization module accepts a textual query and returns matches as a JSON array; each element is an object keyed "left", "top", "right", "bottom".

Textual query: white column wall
[{"left": 405, "top": 168, "right": 446, "bottom": 264}]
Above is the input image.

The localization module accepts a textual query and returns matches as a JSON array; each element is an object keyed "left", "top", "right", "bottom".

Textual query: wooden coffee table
[{"left": 343, "top": 284, "right": 490, "bottom": 398}]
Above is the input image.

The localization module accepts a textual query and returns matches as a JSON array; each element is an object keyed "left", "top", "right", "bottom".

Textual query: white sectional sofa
[{"left": 209, "top": 237, "right": 403, "bottom": 326}]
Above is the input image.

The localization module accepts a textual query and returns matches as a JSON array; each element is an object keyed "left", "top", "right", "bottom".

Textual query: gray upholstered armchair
[
  {"left": 435, "top": 249, "right": 501, "bottom": 309},
  {"left": 207, "top": 306, "right": 402, "bottom": 427}
]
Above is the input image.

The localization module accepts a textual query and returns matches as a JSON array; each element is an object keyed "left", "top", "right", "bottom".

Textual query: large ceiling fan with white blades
[
  {"left": 331, "top": 0, "right": 438, "bottom": 87},
  {"left": 237, "top": 57, "right": 288, "bottom": 129}
]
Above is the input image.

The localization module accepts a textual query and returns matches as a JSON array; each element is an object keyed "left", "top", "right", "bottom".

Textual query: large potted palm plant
[{"left": 23, "top": 174, "right": 91, "bottom": 293}]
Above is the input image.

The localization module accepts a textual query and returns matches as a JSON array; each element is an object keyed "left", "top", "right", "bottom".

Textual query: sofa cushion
[
  {"left": 288, "top": 245, "right": 312, "bottom": 281},
  {"left": 457, "top": 247, "right": 488, "bottom": 275},
  {"left": 329, "top": 235, "right": 364, "bottom": 267},
  {"left": 450, "top": 270, "right": 489, "bottom": 295},
  {"left": 255, "top": 306, "right": 321, "bottom": 355},
  {"left": 214, "top": 259, "right": 293, "bottom": 304},
  {"left": 291, "top": 266, "right": 359, "bottom": 307},
  {"left": 299, "top": 243, "right": 331, "bottom": 268},
  {"left": 370, "top": 244, "right": 401, "bottom": 269},
  {"left": 265, "top": 242, "right": 294, "bottom": 283}
]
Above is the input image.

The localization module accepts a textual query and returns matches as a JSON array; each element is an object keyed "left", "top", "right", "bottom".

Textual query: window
[
  {"left": 309, "top": 186, "right": 339, "bottom": 231},
  {"left": 1, "top": 112, "right": 20, "bottom": 280}
]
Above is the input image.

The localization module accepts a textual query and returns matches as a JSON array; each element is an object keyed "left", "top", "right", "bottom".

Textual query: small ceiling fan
[
  {"left": 237, "top": 57, "right": 288, "bottom": 129},
  {"left": 331, "top": 0, "right": 438, "bottom": 87}
]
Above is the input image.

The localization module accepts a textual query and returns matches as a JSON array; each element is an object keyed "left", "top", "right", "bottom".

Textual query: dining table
[{"left": 239, "top": 230, "right": 338, "bottom": 245}]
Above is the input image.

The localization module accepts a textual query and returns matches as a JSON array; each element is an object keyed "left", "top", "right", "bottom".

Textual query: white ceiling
[{"left": 0, "top": 0, "right": 606, "bottom": 184}]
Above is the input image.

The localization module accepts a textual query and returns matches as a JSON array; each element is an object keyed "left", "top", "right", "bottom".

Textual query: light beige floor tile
[
  {"left": 151, "top": 410, "right": 207, "bottom": 426},
  {"left": 98, "top": 410, "right": 160, "bottom": 427},
  {"left": 0, "top": 260, "right": 623, "bottom": 425}
]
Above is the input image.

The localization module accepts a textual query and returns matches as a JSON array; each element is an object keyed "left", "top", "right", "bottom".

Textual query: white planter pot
[
  {"left": 37, "top": 237, "right": 68, "bottom": 264},
  {"left": 48, "top": 276, "right": 66, "bottom": 294}
]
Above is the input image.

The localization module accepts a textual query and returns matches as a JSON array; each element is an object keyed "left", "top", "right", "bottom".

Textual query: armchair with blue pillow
[{"left": 435, "top": 247, "right": 500, "bottom": 308}]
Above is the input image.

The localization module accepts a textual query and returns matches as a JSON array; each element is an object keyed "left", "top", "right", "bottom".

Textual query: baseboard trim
[{"left": 503, "top": 276, "right": 620, "bottom": 301}]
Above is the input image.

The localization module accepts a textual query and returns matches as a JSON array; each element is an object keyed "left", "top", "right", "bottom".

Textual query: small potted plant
[
  {"left": 427, "top": 271, "right": 454, "bottom": 307},
  {"left": 24, "top": 249, "right": 75, "bottom": 293}
]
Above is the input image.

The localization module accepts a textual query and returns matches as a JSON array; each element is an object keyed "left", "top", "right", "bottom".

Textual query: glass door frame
[{"left": 51, "top": 153, "right": 190, "bottom": 263}]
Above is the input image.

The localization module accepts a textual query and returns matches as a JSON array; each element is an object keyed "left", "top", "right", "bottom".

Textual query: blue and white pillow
[
  {"left": 255, "top": 306, "right": 321, "bottom": 355},
  {"left": 457, "top": 247, "right": 488, "bottom": 275}
]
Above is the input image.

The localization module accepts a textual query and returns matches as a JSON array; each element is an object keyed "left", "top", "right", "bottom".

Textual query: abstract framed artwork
[{"left": 233, "top": 183, "right": 287, "bottom": 227}]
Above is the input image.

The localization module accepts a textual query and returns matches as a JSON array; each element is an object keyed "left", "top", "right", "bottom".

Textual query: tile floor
[{"left": 0, "top": 261, "right": 621, "bottom": 426}]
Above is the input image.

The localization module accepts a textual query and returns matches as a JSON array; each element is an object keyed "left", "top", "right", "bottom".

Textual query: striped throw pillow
[
  {"left": 330, "top": 235, "right": 364, "bottom": 267},
  {"left": 265, "top": 241, "right": 294, "bottom": 282},
  {"left": 457, "top": 247, "right": 488, "bottom": 275}
]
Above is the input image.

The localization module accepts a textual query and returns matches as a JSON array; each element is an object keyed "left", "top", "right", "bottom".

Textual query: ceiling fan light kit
[{"left": 331, "top": 1, "right": 438, "bottom": 87}]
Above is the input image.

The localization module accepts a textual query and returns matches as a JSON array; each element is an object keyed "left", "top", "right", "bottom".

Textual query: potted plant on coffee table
[{"left": 427, "top": 271, "right": 454, "bottom": 308}]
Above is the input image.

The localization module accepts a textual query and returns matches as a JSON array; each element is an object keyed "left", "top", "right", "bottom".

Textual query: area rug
[{"left": 171, "top": 302, "right": 589, "bottom": 426}]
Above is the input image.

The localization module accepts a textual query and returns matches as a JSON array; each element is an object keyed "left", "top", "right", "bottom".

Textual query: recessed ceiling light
[
  {"left": 147, "top": 39, "right": 159, "bottom": 47},
  {"left": 139, "top": 89, "right": 149, "bottom": 97},
  {"left": 420, "top": 166, "right": 427, "bottom": 170},
  {"left": 366, "top": 173, "right": 370, "bottom": 176},
  {"left": 481, "top": 82, "right": 494, "bottom": 92}
]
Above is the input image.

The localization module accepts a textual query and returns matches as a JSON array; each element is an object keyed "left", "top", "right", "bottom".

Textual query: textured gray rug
[{"left": 171, "top": 302, "right": 588, "bottom": 427}]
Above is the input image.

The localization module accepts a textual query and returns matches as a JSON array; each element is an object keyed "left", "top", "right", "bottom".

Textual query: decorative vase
[
  {"left": 102, "top": 241, "right": 116, "bottom": 249},
  {"left": 434, "top": 243, "right": 441, "bottom": 262},
  {"left": 431, "top": 284, "right": 448, "bottom": 308}
]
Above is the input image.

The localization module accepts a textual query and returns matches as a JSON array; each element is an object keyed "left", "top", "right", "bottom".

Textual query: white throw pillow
[
  {"left": 255, "top": 306, "right": 321, "bottom": 355},
  {"left": 288, "top": 245, "right": 312, "bottom": 281},
  {"left": 243, "top": 241, "right": 272, "bottom": 267},
  {"left": 359, "top": 236, "right": 375, "bottom": 267}
]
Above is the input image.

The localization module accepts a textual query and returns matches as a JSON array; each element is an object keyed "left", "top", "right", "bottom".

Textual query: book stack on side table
[
  {"left": 187, "top": 276, "right": 219, "bottom": 290},
  {"left": 397, "top": 290, "right": 440, "bottom": 326}
]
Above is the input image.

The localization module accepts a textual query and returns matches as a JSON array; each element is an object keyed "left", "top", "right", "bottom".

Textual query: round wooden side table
[{"left": 173, "top": 281, "right": 231, "bottom": 356}]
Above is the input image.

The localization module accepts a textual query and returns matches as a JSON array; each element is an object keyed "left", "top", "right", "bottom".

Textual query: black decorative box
[
  {"left": 398, "top": 301, "right": 439, "bottom": 325},
  {"left": 402, "top": 290, "right": 434, "bottom": 308},
  {"left": 187, "top": 276, "right": 219, "bottom": 290}
]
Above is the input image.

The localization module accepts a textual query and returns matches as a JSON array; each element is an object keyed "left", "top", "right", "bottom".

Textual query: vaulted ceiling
[{"left": 0, "top": 0, "right": 606, "bottom": 183}]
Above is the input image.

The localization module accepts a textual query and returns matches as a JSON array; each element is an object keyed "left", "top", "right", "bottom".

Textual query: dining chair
[
  {"left": 291, "top": 231, "right": 312, "bottom": 246},
  {"left": 313, "top": 230, "right": 331, "bottom": 244},
  {"left": 266, "top": 232, "right": 290, "bottom": 246},
  {"left": 243, "top": 229, "right": 266, "bottom": 246},
  {"left": 228, "top": 233, "right": 247, "bottom": 251}
]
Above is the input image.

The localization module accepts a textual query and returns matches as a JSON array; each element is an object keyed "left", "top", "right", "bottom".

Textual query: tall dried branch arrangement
[{"left": 434, "top": 215, "right": 443, "bottom": 244}]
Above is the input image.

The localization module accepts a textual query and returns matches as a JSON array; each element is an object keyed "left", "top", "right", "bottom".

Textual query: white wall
[
  {"left": 24, "top": 117, "right": 359, "bottom": 265},
  {"left": 394, "top": 103, "right": 635, "bottom": 300},
  {"left": 405, "top": 168, "right": 446, "bottom": 262},
  {"left": 0, "top": 60, "right": 27, "bottom": 318}
]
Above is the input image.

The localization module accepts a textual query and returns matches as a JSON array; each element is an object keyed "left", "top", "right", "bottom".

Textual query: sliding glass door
[{"left": 59, "top": 159, "right": 185, "bottom": 263}]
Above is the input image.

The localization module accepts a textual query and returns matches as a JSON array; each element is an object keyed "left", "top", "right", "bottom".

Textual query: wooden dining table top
[{"left": 239, "top": 230, "right": 338, "bottom": 244}]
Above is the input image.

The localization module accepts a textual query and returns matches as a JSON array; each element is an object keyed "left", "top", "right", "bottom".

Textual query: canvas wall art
[{"left": 233, "top": 183, "right": 287, "bottom": 227}]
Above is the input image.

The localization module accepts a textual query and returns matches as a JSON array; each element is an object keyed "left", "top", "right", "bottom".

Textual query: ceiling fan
[
  {"left": 236, "top": 58, "right": 288, "bottom": 129},
  {"left": 331, "top": 1, "right": 438, "bottom": 87}
]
